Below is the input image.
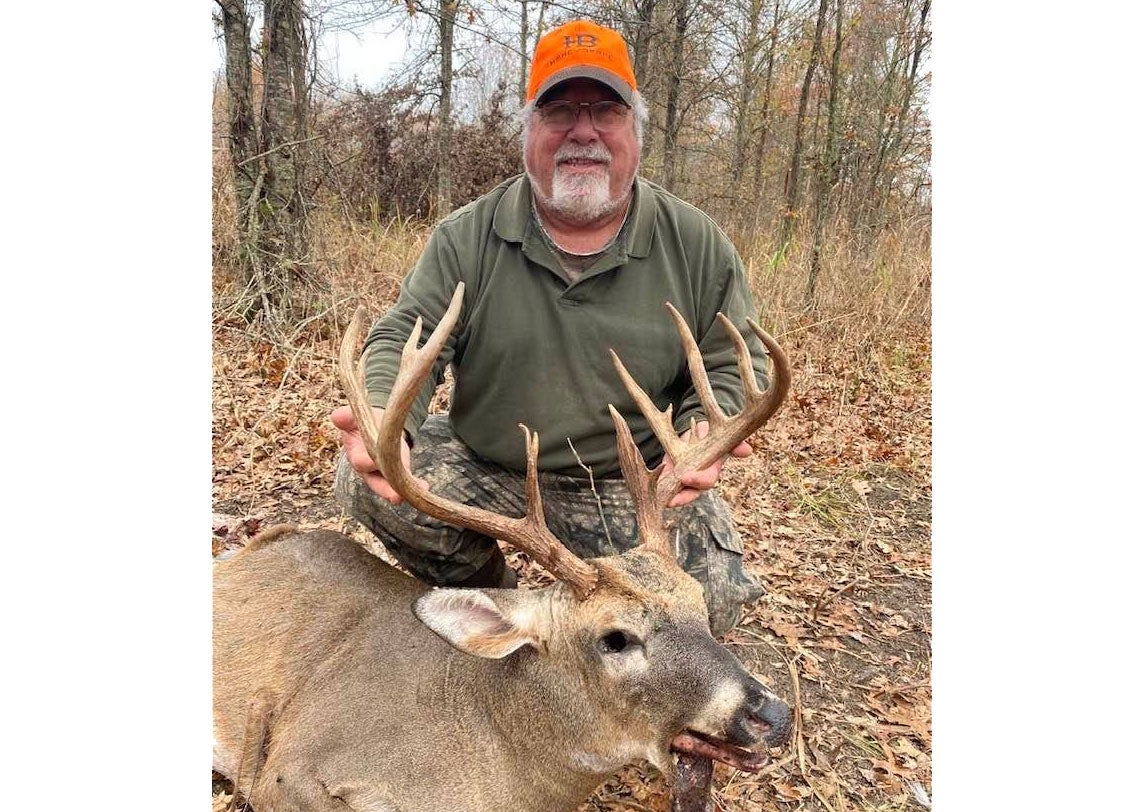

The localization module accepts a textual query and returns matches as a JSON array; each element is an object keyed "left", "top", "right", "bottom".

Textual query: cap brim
[{"left": 533, "top": 67, "right": 634, "bottom": 106}]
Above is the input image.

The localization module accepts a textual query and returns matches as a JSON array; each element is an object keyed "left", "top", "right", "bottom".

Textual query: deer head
[{"left": 338, "top": 282, "right": 793, "bottom": 775}]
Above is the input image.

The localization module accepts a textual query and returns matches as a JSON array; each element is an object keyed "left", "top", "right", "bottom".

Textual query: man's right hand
[{"left": 330, "top": 405, "right": 426, "bottom": 504}]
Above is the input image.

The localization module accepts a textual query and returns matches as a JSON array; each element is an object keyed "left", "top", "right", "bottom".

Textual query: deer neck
[{"left": 469, "top": 589, "right": 658, "bottom": 804}]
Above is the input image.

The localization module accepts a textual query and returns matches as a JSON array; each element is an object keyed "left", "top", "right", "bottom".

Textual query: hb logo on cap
[{"left": 564, "top": 34, "right": 598, "bottom": 48}]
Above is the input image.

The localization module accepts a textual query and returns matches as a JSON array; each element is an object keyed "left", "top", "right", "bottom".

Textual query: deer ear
[{"left": 413, "top": 589, "right": 545, "bottom": 659}]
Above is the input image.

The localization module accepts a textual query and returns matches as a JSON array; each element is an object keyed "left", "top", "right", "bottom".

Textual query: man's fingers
[
  {"left": 678, "top": 471, "right": 718, "bottom": 491},
  {"left": 680, "top": 458, "right": 724, "bottom": 490},
  {"left": 362, "top": 471, "right": 430, "bottom": 504},
  {"left": 329, "top": 405, "right": 357, "bottom": 431},
  {"left": 668, "top": 487, "right": 702, "bottom": 508},
  {"left": 345, "top": 442, "right": 379, "bottom": 474},
  {"left": 362, "top": 471, "right": 402, "bottom": 504},
  {"left": 731, "top": 439, "right": 753, "bottom": 458},
  {"left": 333, "top": 403, "right": 422, "bottom": 505}
]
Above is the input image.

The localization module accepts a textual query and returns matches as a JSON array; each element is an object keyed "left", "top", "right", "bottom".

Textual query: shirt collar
[{"left": 493, "top": 175, "right": 656, "bottom": 259}]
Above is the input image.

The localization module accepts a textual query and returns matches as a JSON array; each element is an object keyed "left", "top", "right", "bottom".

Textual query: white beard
[{"left": 530, "top": 144, "right": 628, "bottom": 225}]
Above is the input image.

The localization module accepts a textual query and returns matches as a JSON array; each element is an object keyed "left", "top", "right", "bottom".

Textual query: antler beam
[
  {"left": 338, "top": 283, "right": 599, "bottom": 600},
  {"left": 608, "top": 304, "right": 791, "bottom": 554}
]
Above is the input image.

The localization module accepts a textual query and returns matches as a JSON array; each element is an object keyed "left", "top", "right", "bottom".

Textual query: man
[{"left": 331, "top": 19, "right": 770, "bottom": 636}]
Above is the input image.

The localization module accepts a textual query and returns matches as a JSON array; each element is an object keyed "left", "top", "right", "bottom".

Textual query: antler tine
[
  {"left": 605, "top": 305, "right": 791, "bottom": 515},
  {"left": 512, "top": 424, "right": 602, "bottom": 584},
  {"left": 607, "top": 405, "right": 671, "bottom": 555},
  {"left": 608, "top": 350, "right": 685, "bottom": 462},
  {"left": 719, "top": 313, "right": 763, "bottom": 403},
  {"left": 664, "top": 303, "right": 728, "bottom": 428},
  {"left": 653, "top": 309, "right": 791, "bottom": 508},
  {"left": 338, "top": 305, "right": 386, "bottom": 472},
  {"left": 338, "top": 283, "right": 598, "bottom": 600},
  {"left": 520, "top": 425, "right": 546, "bottom": 533}
]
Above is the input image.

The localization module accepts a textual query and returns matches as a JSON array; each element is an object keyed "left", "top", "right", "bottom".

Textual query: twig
[
  {"left": 283, "top": 296, "right": 356, "bottom": 346},
  {"left": 810, "top": 577, "right": 866, "bottom": 622},
  {"left": 868, "top": 680, "right": 931, "bottom": 695},
  {"left": 567, "top": 436, "right": 614, "bottom": 554},
  {"left": 842, "top": 481, "right": 881, "bottom": 571},
  {"left": 751, "top": 634, "right": 799, "bottom": 774},
  {"left": 787, "top": 658, "right": 838, "bottom": 812},
  {"left": 778, "top": 311, "right": 856, "bottom": 338},
  {"left": 237, "top": 135, "right": 325, "bottom": 167},
  {"left": 750, "top": 631, "right": 856, "bottom": 811}
]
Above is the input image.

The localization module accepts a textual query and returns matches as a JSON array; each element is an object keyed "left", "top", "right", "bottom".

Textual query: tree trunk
[
  {"left": 751, "top": 0, "right": 780, "bottom": 214},
  {"left": 218, "top": 0, "right": 314, "bottom": 324},
  {"left": 661, "top": 0, "right": 689, "bottom": 190},
  {"left": 630, "top": 0, "right": 657, "bottom": 80},
  {"left": 256, "top": 0, "right": 312, "bottom": 320},
  {"left": 805, "top": 0, "right": 843, "bottom": 313},
  {"left": 731, "top": 0, "right": 765, "bottom": 188},
  {"left": 779, "top": 0, "right": 828, "bottom": 249},
  {"left": 219, "top": 0, "right": 256, "bottom": 220},
  {"left": 534, "top": 0, "right": 547, "bottom": 42},
  {"left": 436, "top": 0, "right": 456, "bottom": 217},
  {"left": 630, "top": 0, "right": 657, "bottom": 161},
  {"left": 518, "top": 0, "right": 528, "bottom": 105}
]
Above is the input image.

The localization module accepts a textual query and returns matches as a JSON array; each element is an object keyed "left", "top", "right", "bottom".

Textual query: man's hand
[
  {"left": 661, "top": 420, "right": 752, "bottom": 508},
  {"left": 330, "top": 405, "right": 427, "bottom": 504}
]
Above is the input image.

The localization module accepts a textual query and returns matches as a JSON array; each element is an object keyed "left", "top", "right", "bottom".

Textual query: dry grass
[{"left": 213, "top": 144, "right": 930, "bottom": 359}]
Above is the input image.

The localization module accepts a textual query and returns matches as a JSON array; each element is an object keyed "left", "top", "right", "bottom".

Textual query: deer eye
[{"left": 597, "top": 630, "right": 641, "bottom": 655}]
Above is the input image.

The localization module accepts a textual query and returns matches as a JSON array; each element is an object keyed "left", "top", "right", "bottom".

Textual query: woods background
[{"left": 212, "top": 0, "right": 930, "bottom": 326}]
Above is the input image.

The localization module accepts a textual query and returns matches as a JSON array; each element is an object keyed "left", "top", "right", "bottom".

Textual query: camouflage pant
[{"left": 335, "top": 415, "right": 763, "bottom": 635}]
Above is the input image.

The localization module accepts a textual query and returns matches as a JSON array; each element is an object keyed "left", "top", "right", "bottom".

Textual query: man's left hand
[{"left": 661, "top": 421, "right": 752, "bottom": 508}]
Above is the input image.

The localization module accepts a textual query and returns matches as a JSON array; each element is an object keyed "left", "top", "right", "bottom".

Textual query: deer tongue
[{"left": 670, "top": 730, "right": 769, "bottom": 773}]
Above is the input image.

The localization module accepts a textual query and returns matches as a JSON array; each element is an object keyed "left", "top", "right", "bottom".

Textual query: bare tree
[
  {"left": 628, "top": 0, "right": 658, "bottom": 80},
  {"left": 436, "top": 0, "right": 457, "bottom": 216},
  {"left": 217, "top": 0, "right": 317, "bottom": 324},
  {"left": 750, "top": 0, "right": 780, "bottom": 212},
  {"left": 219, "top": 0, "right": 257, "bottom": 219},
  {"left": 805, "top": 0, "right": 843, "bottom": 312},
  {"left": 729, "top": 0, "right": 765, "bottom": 189},
  {"left": 780, "top": 0, "right": 828, "bottom": 249},
  {"left": 517, "top": 0, "right": 529, "bottom": 104},
  {"left": 868, "top": 0, "right": 931, "bottom": 221},
  {"left": 625, "top": 0, "right": 658, "bottom": 160},
  {"left": 661, "top": 0, "right": 690, "bottom": 190}
]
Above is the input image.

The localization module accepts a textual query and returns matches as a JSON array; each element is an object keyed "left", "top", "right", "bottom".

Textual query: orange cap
[{"left": 526, "top": 20, "right": 638, "bottom": 106}]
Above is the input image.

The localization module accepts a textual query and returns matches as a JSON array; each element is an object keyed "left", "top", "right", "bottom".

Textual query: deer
[{"left": 213, "top": 282, "right": 793, "bottom": 812}]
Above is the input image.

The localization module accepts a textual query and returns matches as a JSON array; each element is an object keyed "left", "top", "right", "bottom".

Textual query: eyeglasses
[{"left": 536, "top": 100, "right": 631, "bottom": 132}]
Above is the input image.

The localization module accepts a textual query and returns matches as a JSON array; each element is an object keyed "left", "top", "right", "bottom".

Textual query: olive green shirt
[{"left": 362, "top": 174, "right": 770, "bottom": 478}]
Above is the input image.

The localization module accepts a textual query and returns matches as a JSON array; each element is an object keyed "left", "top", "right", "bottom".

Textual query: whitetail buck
[{"left": 213, "top": 283, "right": 793, "bottom": 811}]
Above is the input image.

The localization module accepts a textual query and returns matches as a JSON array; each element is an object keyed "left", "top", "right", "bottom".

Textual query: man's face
[{"left": 524, "top": 78, "right": 640, "bottom": 226}]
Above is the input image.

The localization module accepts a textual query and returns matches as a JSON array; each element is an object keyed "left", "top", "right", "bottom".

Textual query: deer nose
[{"left": 743, "top": 692, "right": 793, "bottom": 749}]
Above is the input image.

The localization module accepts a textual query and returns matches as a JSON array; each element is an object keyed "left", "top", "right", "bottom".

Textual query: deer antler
[
  {"left": 338, "top": 283, "right": 599, "bottom": 600},
  {"left": 608, "top": 304, "right": 790, "bottom": 555}
]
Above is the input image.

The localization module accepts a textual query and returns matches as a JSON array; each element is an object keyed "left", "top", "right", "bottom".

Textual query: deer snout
[{"left": 729, "top": 686, "right": 793, "bottom": 750}]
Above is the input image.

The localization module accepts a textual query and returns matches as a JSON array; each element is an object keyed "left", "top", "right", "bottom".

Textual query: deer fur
[{"left": 213, "top": 527, "right": 790, "bottom": 812}]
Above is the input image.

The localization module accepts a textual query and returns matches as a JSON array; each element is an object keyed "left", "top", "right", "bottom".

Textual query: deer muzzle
[
  {"left": 670, "top": 675, "right": 793, "bottom": 773},
  {"left": 731, "top": 686, "right": 793, "bottom": 750}
]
